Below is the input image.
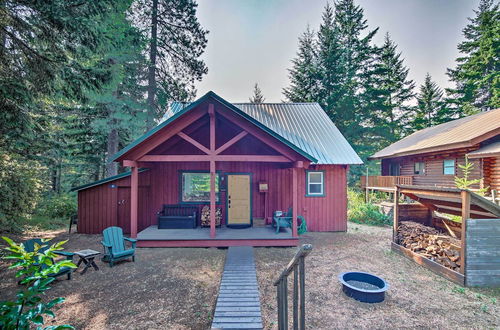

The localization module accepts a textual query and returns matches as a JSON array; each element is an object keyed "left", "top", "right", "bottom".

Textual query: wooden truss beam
[{"left": 138, "top": 155, "right": 291, "bottom": 162}]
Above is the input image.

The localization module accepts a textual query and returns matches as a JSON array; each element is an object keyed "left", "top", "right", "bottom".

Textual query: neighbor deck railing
[
  {"left": 273, "top": 244, "right": 313, "bottom": 330},
  {"left": 360, "top": 175, "right": 413, "bottom": 189}
]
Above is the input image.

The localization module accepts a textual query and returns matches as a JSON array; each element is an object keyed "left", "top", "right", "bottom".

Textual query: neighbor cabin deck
[{"left": 136, "top": 225, "right": 298, "bottom": 247}]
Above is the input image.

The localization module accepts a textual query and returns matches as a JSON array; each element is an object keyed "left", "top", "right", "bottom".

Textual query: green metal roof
[
  {"left": 112, "top": 91, "right": 362, "bottom": 164},
  {"left": 71, "top": 168, "right": 149, "bottom": 192}
]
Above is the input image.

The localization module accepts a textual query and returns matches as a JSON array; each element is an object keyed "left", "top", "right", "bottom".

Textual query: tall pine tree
[
  {"left": 447, "top": 0, "right": 499, "bottom": 113},
  {"left": 412, "top": 73, "right": 446, "bottom": 130},
  {"left": 249, "top": 83, "right": 266, "bottom": 103},
  {"left": 133, "top": 0, "right": 209, "bottom": 129},
  {"left": 369, "top": 33, "right": 415, "bottom": 147},
  {"left": 283, "top": 26, "right": 320, "bottom": 102}
]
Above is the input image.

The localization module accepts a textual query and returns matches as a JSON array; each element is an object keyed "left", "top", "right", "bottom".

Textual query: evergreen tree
[
  {"left": 447, "top": 0, "right": 499, "bottom": 113},
  {"left": 283, "top": 26, "right": 320, "bottom": 102},
  {"left": 369, "top": 33, "right": 415, "bottom": 146},
  {"left": 132, "top": 0, "right": 209, "bottom": 129},
  {"left": 412, "top": 73, "right": 447, "bottom": 130},
  {"left": 249, "top": 83, "right": 265, "bottom": 103}
]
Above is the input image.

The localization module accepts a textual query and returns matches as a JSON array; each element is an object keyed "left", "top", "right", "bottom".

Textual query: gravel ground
[
  {"left": 0, "top": 229, "right": 225, "bottom": 330},
  {"left": 255, "top": 223, "right": 500, "bottom": 330}
]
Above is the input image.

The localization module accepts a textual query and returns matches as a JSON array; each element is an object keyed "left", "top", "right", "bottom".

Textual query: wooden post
[
  {"left": 209, "top": 103, "right": 216, "bottom": 239},
  {"left": 460, "top": 190, "right": 470, "bottom": 275},
  {"left": 292, "top": 167, "right": 298, "bottom": 237},
  {"left": 393, "top": 186, "right": 400, "bottom": 243},
  {"left": 130, "top": 165, "right": 139, "bottom": 238}
]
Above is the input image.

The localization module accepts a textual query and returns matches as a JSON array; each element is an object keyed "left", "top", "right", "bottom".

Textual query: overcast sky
[{"left": 193, "top": 0, "right": 480, "bottom": 103}]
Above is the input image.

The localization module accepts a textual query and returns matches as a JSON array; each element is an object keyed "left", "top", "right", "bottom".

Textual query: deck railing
[
  {"left": 273, "top": 244, "right": 312, "bottom": 330},
  {"left": 360, "top": 175, "right": 413, "bottom": 188}
]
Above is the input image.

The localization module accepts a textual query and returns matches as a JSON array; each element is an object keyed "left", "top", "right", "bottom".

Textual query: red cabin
[{"left": 74, "top": 91, "right": 362, "bottom": 247}]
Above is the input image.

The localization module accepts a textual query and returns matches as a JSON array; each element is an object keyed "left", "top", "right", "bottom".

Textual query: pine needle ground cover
[
  {"left": 0, "top": 230, "right": 224, "bottom": 329},
  {"left": 255, "top": 223, "right": 500, "bottom": 329}
]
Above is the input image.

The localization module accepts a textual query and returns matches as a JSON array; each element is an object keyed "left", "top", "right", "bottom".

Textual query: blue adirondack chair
[
  {"left": 273, "top": 207, "right": 293, "bottom": 233},
  {"left": 101, "top": 227, "right": 136, "bottom": 267},
  {"left": 23, "top": 239, "right": 75, "bottom": 281}
]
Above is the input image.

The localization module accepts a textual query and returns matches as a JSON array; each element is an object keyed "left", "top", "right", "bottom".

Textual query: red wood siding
[{"left": 77, "top": 163, "right": 347, "bottom": 234}]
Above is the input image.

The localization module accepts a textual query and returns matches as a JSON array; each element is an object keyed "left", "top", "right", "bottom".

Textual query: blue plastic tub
[{"left": 339, "top": 271, "right": 389, "bottom": 303}]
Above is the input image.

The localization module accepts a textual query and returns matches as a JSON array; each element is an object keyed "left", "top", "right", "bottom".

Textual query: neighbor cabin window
[
  {"left": 443, "top": 159, "right": 455, "bottom": 175},
  {"left": 181, "top": 172, "right": 219, "bottom": 203},
  {"left": 414, "top": 162, "right": 425, "bottom": 175},
  {"left": 306, "top": 171, "right": 325, "bottom": 197}
]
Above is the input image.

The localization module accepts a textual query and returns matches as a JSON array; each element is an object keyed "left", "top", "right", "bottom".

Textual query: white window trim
[{"left": 307, "top": 171, "right": 324, "bottom": 196}]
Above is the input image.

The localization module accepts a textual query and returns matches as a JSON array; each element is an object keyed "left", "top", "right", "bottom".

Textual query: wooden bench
[{"left": 157, "top": 204, "right": 197, "bottom": 229}]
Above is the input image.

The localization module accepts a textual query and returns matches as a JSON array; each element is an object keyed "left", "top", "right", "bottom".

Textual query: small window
[
  {"left": 414, "top": 162, "right": 425, "bottom": 175},
  {"left": 306, "top": 171, "right": 324, "bottom": 196},
  {"left": 443, "top": 159, "right": 455, "bottom": 175},
  {"left": 181, "top": 172, "right": 219, "bottom": 203}
]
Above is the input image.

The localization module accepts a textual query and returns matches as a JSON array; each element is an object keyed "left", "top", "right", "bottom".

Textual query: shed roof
[
  {"left": 71, "top": 168, "right": 149, "bottom": 192},
  {"left": 467, "top": 141, "right": 500, "bottom": 159},
  {"left": 371, "top": 108, "right": 500, "bottom": 159},
  {"left": 115, "top": 91, "right": 362, "bottom": 165}
]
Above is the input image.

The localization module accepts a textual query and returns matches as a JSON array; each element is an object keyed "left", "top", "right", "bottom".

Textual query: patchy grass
[
  {"left": 0, "top": 229, "right": 225, "bottom": 329},
  {"left": 255, "top": 223, "right": 500, "bottom": 329}
]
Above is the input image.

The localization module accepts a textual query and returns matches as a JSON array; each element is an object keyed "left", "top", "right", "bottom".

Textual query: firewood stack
[
  {"left": 200, "top": 206, "right": 222, "bottom": 227},
  {"left": 396, "top": 221, "right": 462, "bottom": 271}
]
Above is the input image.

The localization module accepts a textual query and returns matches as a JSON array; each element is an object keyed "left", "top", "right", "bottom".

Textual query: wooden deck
[{"left": 136, "top": 225, "right": 298, "bottom": 247}]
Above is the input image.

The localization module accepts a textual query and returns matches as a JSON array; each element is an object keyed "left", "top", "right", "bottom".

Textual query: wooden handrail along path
[{"left": 274, "top": 244, "right": 313, "bottom": 330}]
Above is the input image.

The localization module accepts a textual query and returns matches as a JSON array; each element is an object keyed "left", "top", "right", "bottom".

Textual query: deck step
[{"left": 211, "top": 246, "right": 263, "bottom": 330}]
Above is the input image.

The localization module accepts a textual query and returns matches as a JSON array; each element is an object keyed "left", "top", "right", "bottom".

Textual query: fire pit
[{"left": 339, "top": 271, "right": 389, "bottom": 303}]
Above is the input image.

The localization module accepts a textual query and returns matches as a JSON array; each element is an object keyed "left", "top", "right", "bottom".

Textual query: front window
[
  {"left": 414, "top": 162, "right": 425, "bottom": 175},
  {"left": 306, "top": 171, "right": 324, "bottom": 196},
  {"left": 181, "top": 172, "right": 219, "bottom": 203},
  {"left": 443, "top": 159, "right": 455, "bottom": 175}
]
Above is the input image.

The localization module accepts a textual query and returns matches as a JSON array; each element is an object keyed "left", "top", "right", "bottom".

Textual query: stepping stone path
[{"left": 211, "top": 246, "right": 263, "bottom": 329}]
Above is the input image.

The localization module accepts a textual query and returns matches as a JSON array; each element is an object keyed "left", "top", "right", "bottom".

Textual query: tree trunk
[
  {"left": 106, "top": 127, "right": 118, "bottom": 177},
  {"left": 146, "top": 0, "right": 159, "bottom": 130}
]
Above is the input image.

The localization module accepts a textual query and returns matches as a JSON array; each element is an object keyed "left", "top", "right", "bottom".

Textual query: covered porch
[{"left": 136, "top": 225, "right": 297, "bottom": 247}]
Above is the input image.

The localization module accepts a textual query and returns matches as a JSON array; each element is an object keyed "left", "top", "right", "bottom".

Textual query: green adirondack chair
[
  {"left": 273, "top": 208, "right": 308, "bottom": 235},
  {"left": 273, "top": 207, "right": 293, "bottom": 233},
  {"left": 101, "top": 227, "right": 136, "bottom": 267},
  {"left": 23, "top": 238, "right": 75, "bottom": 281}
]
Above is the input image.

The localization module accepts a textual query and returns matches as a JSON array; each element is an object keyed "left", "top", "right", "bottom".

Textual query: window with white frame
[
  {"left": 414, "top": 162, "right": 425, "bottom": 175},
  {"left": 443, "top": 159, "right": 455, "bottom": 175},
  {"left": 306, "top": 171, "right": 324, "bottom": 196}
]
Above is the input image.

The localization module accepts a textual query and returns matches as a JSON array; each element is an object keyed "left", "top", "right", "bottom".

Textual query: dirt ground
[
  {"left": 1, "top": 224, "right": 499, "bottom": 329},
  {"left": 255, "top": 223, "right": 500, "bottom": 329},
  {"left": 0, "top": 229, "right": 225, "bottom": 330}
]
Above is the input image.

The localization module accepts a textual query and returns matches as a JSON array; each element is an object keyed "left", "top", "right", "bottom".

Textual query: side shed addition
[{"left": 391, "top": 185, "right": 500, "bottom": 287}]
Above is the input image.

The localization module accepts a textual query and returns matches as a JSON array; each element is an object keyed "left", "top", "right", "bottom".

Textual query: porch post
[
  {"left": 130, "top": 165, "right": 139, "bottom": 238},
  {"left": 210, "top": 160, "right": 216, "bottom": 239},
  {"left": 209, "top": 103, "right": 216, "bottom": 239},
  {"left": 292, "top": 166, "right": 298, "bottom": 237}
]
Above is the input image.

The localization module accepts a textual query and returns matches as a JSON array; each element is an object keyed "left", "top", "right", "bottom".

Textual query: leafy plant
[
  {"left": 454, "top": 156, "right": 488, "bottom": 195},
  {"left": 36, "top": 193, "right": 77, "bottom": 220},
  {"left": 0, "top": 237, "right": 76, "bottom": 329},
  {"left": 348, "top": 189, "right": 391, "bottom": 226}
]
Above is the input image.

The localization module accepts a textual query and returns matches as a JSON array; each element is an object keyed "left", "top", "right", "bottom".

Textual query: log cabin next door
[{"left": 227, "top": 174, "right": 251, "bottom": 228}]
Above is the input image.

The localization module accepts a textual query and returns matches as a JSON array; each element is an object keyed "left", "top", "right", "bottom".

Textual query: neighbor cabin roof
[
  {"left": 114, "top": 91, "right": 362, "bottom": 165},
  {"left": 71, "top": 168, "right": 149, "bottom": 192},
  {"left": 467, "top": 141, "right": 500, "bottom": 159},
  {"left": 371, "top": 108, "right": 500, "bottom": 159}
]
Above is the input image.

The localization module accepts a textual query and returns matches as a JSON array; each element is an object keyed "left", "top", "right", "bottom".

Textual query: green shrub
[
  {"left": 36, "top": 193, "right": 77, "bottom": 219},
  {"left": 348, "top": 189, "right": 391, "bottom": 226},
  {"left": 0, "top": 151, "right": 45, "bottom": 232}
]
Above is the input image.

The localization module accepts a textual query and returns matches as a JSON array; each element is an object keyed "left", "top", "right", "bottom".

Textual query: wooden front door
[
  {"left": 117, "top": 187, "right": 131, "bottom": 233},
  {"left": 227, "top": 174, "right": 251, "bottom": 227}
]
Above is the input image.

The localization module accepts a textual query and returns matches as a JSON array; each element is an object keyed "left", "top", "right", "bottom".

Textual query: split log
[
  {"left": 200, "top": 205, "right": 222, "bottom": 227},
  {"left": 396, "top": 221, "right": 462, "bottom": 272}
]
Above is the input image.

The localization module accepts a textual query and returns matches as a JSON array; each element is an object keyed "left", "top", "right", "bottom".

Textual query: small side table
[{"left": 74, "top": 249, "right": 100, "bottom": 274}]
